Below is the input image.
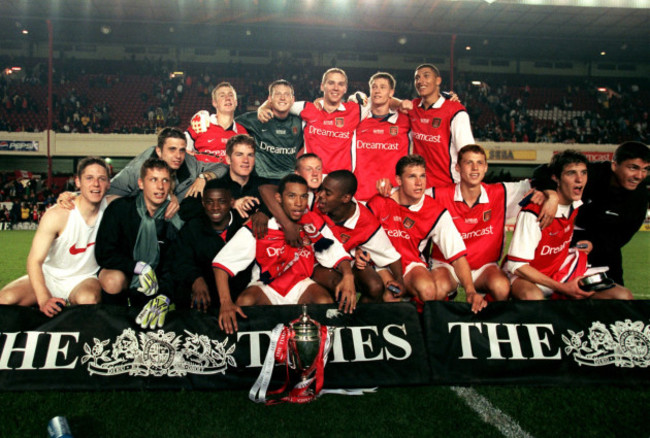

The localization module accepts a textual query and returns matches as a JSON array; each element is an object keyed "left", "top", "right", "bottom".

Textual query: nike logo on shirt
[{"left": 69, "top": 242, "right": 95, "bottom": 255}]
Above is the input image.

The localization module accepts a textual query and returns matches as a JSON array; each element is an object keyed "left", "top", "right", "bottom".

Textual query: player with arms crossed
[
  {"left": 213, "top": 174, "right": 356, "bottom": 334},
  {"left": 505, "top": 150, "right": 633, "bottom": 300},
  {"left": 430, "top": 144, "right": 558, "bottom": 301},
  {"left": 0, "top": 157, "right": 110, "bottom": 316},
  {"left": 367, "top": 155, "right": 486, "bottom": 313}
]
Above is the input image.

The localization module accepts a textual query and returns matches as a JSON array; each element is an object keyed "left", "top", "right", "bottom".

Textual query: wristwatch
[{"left": 198, "top": 173, "right": 206, "bottom": 180}]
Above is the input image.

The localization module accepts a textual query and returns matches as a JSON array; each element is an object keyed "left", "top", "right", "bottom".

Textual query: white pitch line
[{"left": 451, "top": 386, "right": 535, "bottom": 438}]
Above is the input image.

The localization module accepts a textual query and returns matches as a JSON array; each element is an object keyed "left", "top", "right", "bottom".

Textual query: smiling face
[
  {"left": 456, "top": 151, "right": 488, "bottom": 188},
  {"left": 138, "top": 167, "right": 171, "bottom": 212},
  {"left": 202, "top": 188, "right": 232, "bottom": 229},
  {"left": 226, "top": 143, "right": 255, "bottom": 180},
  {"left": 269, "top": 84, "right": 294, "bottom": 116},
  {"left": 276, "top": 182, "right": 309, "bottom": 222},
  {"left": 554, "top": 162, "right": 588, "bottom": 205},
  {"left": 414, "top": 66, "right": 441, "bottom": 101},
  {"left": 370, "top": 77, "right": 395, "bottom": 107},
  {"left": 612, "top": 158, "right": 649, "bottom": 191},
  {"left": 321, "top": 72, "right": 348, "bottom": 107},
  {"left": 212, "top": 85, "right": 237, "bottom": 115},
  {"left": 76, "top": 163, "right": 110, "bottom": 205},
  {"left": 295, "top": 157, "right": 323, "bottom": 190},
  {"left": 396, "top": 164, "right": 426, "bottom": 204},
  {"left": 155, "top": 137, "right": 186, "bottom": 171},
  {"left": 317, "top": 177, "right": 350, "bottom": 216}
]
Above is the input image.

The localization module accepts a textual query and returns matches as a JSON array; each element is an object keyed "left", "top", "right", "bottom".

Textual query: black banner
[
  {"left": 1, "top": 300, "right": 649, "bottom": 390},
  {"left": 0, "top": 303, "right": 428, "bottom": 391},
  {"left": 424, "top": 300, "right": 650, "bottom": 385}
]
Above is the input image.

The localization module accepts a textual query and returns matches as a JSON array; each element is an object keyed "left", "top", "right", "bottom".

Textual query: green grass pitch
[{"left": 0, "top": 230, "right": 648, "bottom": 437}]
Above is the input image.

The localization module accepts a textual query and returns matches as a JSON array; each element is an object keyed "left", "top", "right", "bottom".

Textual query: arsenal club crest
[
  {"left": 335, "top": 117, "right": 345, "bottom": 128},
  {"left": 292, "top": 126, "right": 299, "bottom": 135},
  {"left": 483, "top": 209, "right": 492, "bottom": 222},
  {"left": 339, "top": 233, "right": 351, "bottom": 244},
  {"left": 403, "top": 217, "right": 415, "bottom": 229},
  {"left": 389, "top": 126, "right": 398, "bottom": 136},
  {"left": 431, "top": 118, "right": 442, "bottom": 128}
]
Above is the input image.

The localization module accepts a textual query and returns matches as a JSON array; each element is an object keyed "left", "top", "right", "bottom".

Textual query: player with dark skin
[
  {"left": 189, "top": 185, "right": 234, "bottom": 312},
  {"left": 312, "top": 174, "right": 405, "bottom": 303}
]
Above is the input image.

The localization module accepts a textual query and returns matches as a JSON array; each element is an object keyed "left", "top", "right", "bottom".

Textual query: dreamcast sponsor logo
[
  {"left": 357, "top": 141, "right": 400, "bottom": 151},
  {"left": 266, "top": 246, "right": 286, "bottom": 257},
  {"left": 387, "top": 229, "right": 410, "bottom": 239},
  {"left": 412, "top": 132, "right": 441, "bottom": 143},
  {"left": 308, "top": 126, "right": 350, "bottom": 139},
  {"left": 460, "top": 225, "right": 494, "bottom": 240},
  {"left": 540, "top": 240, "right": 569, "bottom": 256}
]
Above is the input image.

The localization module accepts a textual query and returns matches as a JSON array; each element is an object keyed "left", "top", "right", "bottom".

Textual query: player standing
[
  {"left": 236, "top": 80, "right": 303, "bottom": 181},
  {"left": 353, "top": 72, "right": 411, "bottom": 202},
  {"left": 186, "top": 82, "right": 248, "bottom": 164},
  {"left": 405, "top": 64, "right": 474, "bottom": 188}
]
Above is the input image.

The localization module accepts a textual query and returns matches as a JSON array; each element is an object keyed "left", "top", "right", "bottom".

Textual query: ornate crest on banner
[
  {"left": 81, "top": 328, "right": 236, "bottom": 377},
  {"left": 335, "top": 117, "right": 344, "bottom": 128},
  {"left": 562, "top": 319, "right": 650, "bottom": 368}
]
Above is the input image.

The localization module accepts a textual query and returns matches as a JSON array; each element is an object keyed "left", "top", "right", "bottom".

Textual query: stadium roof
[{"left": 0, "top": 0, "right": 648, "bottom": 63}]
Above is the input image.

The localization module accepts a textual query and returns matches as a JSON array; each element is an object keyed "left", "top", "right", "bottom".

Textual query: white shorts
[
  {"left": 506, "top": 272, "right": 554, "bottom": 298},
  {"left": 430, "top": 261, "right": 498, "bottom": 284},
  {"left": 44, "top": 273, "right": 98, "bottom": 301},
  {"left": 404, "top": 261, "right": 429, "bottom": 278},
  {"left": 249, "top": 277, "right": 316, "bottom": 305}
]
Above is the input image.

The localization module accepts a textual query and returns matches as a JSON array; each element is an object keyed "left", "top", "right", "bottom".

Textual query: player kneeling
[
  {"left": 213, "top": 174, "right": 356, "bottom": 334},
  {"left": 367, "top": 155, "right": 486, "bottom": 313},
  {"left": 505, "top": 150, "right": 633, "bottom": 300}
]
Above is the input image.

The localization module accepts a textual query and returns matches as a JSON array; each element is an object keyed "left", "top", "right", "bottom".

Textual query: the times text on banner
[
  {"left": 0, "top": 303, "right": 429, "bottom": 391},
  {"left": 424, "top": 300, "right": 650, "bottom": 385}
]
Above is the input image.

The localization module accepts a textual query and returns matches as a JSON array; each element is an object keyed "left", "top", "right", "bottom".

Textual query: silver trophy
[{"left": 288, "top": 305, "right": 323, "bottom": 378}]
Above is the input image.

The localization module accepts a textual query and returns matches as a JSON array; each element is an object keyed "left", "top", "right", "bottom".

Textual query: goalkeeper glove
[
  {"left": 190, "top": 110, "right": 211, "bottom": 134},
  {"left": 134, "top": 261, "right": 158, "bottom": 296},
  {"left": 136, "top": 295, "right": 171, "bottom": 329}
]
